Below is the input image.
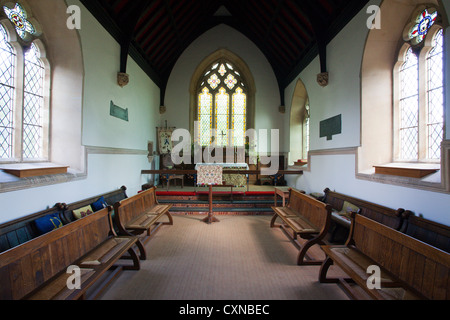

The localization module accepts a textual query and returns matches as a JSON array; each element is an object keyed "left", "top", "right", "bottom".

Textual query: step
[
  {"left": 168, "top": 206, "right": 273, "bottom": 215},
  {"left": 159, "top": 199, "right": 279, "bottom": 205}
]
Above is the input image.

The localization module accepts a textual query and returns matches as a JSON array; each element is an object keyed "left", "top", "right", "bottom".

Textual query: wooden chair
[{"left": 161, "top": 154, "right": 184, "bottom": 190}]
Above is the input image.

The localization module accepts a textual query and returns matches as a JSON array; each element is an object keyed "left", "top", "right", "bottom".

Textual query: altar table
[{"left": 195, "top": 163, "right": 249, "bottom": 188}]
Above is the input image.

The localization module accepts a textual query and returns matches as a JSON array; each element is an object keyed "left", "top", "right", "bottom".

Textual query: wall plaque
[
  {"left": 320, "top": 114, "right": 342, "bottom": 141},
  {"left": 110, "top": 101, "right": 128, "bottom": 121}
]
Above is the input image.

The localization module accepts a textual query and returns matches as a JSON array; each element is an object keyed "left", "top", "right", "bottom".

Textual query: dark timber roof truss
[{"left": 80, "top": 0, "right": 369, "bottom": 105}]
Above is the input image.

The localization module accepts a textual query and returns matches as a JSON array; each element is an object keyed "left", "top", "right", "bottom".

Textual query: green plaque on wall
[
  {"left": 110, "top": 101, "right": 128, "bottom": 121},
  {"left": 320, "top": 114, "right": 341, "bottom": 141}
]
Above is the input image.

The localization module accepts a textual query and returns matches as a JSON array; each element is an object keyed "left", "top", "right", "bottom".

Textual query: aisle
[{"left": 100, "top": 215, "right": 348, "bottom": 300}]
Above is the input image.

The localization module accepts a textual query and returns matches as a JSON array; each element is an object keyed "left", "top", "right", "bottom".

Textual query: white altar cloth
[{"left": 195, "top": 163, "right": 249, "bottom": 170}]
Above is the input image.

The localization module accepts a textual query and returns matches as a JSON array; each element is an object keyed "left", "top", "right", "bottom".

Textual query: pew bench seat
[
  {"left": 320, "top": 245, "right": 421, "bottom": 300},
  {"left": 0, "top": 186, "right": 129, "bottom": 254},
  {"left": 114, "top": 187, "right": 173, "bottom": 260},
  {"left": 319, "top": 212, "right": 450, "bottom": 300},
  {"left": 321, "top": 188, "right": 410, "bottom": 243},
  {"left": 271, "top": 188, "right": 332, "bottom": 265},
  {"left": 125, "top": 209, "right": 167, "bottom": 232},
  {"left": 272, "top": 207, "right": 319, "bottom": 236},
  {"left": 0, "top": 207, "right": 140, "bottom": 300},
  {"left": 27, "top": 236, "right": 138, "bottom": 300}
]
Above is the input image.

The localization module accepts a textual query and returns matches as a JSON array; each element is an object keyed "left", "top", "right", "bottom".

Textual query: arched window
[
  {"left": 303, "top": 101, "right": 310, "bottom": 159},
  {"left": 23, "top": 42, "right": 45, "bottom": 159},
  {"left": 289, "top": 79, "right": 309, "bottom": 165},
  {"left": 396, "top": 6, "right": 444, "bottom": 162},
  {"left": 0, "top": 24, "right": 16, "bottom": 159},
  {"left": 399, "top": 47, "right": 419, "bottom": 160},
  {"left": 0, "top": 2, "right": 48, "bottom": 162},
  {"left": 426, "top": 29, "right": 444, "bottom": 160},
  {"left": 197, "top": 60, "right": 247, "bottom": 147}
]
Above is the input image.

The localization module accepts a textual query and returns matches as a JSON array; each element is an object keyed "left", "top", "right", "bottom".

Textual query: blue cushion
[
  {"left": 34, "top": 213, "right": 63, "bottom": 235},
  {"left": 91, "top": 196, "right": 108, "bottom": 211}
]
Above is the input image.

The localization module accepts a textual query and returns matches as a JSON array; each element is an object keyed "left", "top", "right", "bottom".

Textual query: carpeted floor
[{"left": 100, "top": 215, "right": 349, "bottom": 300}]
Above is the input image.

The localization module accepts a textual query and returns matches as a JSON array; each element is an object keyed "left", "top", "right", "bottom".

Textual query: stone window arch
[
  {"left": 289, "top": 79, "right": 310, "bottom": 165},
  {"left": 189, "top": 49, "right": 255, "bottom": 146},
  {"left": 359, "top": 0, "right": 449, "bottom": 191},
  {"left": 0, "top": 1, "right": 50, "bottom": 162}
]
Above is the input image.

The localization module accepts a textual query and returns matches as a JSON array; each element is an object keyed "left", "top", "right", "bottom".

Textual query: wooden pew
[
  {"left": 0, "top": 204, "right": 64, "bottom": 254},
  {"left": 58, "top": 186, "right": 128, "bottom": 225},
  {"left": 322, "top": 188, "right": 411, "bottom": 242},
  {"left": 401, "top": 214, "right": 450, "bottom": 253},
  {"left": 0, "top": 186, "right": 128, "bottom": 253},
  {"left": 113, "top": 186, "right": 173, "bottom": 260},
  {"left": 319, "top": 212, "right": 450, "bottom": 300},
  {"left": 0, "top": 206, "right": 140, "bottom": 300},
  {"left": 270, "top": 188, "right": 332, "bottom": 265}
]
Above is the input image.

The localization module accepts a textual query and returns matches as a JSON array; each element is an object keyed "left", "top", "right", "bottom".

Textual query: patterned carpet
[{"left": 100, "top": 215, "right": 348, "bottom": 300}]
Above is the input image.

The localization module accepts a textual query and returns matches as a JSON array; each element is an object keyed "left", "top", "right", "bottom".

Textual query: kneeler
[{"left": 196, "top": 165, "right": 223, "bottom": 224}]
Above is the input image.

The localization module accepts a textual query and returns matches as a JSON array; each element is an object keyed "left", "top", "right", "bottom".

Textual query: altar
[{"left": 195, "top": 163, "right": 249, "bottom": 187}]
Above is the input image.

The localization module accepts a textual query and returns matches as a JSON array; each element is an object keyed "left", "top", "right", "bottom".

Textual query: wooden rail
[{"left": 141, "top": 169, "right": 304, "bottom": 175}]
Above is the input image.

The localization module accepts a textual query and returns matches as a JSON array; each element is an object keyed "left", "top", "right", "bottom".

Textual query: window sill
[
  {"left": 357, "top": 162, "right": 444, "bottom": 193},
  {"left": 373, "top": 163, "right": 440, "bottom": 179},
  {"left": 0, "top": 163, "right": 69, "bottom": 178},
  {"left": 0, "top": 163, "right": 86, "bottom": 193}
]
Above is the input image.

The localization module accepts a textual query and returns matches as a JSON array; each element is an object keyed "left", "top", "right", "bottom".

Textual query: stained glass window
[
  {"left": 0, "top": 24, "right": 15, "bottom": 159},
  {"left": 0, "top": 5, "right": 48, "bottom": 163},
  {"left": 3, "top": 3, "right": 37, "bottom": 41},
  {"left": 218, "top": 64, "right": 227, "bottom": 77},
  {"left": 225, "top": 74, "right": 237, "bottom": 90},
  {"left": 198, "top": 87, "right": 212, "bottom": 146},
  {"left": 397, "top": 5, "right": 444, "bottom": 163},
  {"left": 426, "top": 29, "right": 444, "bottom": 160},
  {"left": 232, "top": 88, "right": 246, "bottom": 146},
  {"left": 197, "top": 60, "right": 247, "bottom": 147},
  {"left": 405, "top": 8, "right": 438, "bottom": 46},
  {"left": 208, "top": 73, "right": 220, "bottom": 90},
  {"left": 215, "top": 87, "right": 229, "bottom": 146},
  {"left": 399, "top": 47, "right": 419, "bottom": 160},
  {"left": 23, "top": 43, "right": 44, "bottom": 159}
]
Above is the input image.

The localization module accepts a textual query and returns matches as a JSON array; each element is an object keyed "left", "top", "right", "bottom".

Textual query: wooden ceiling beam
[
  {"left": 139, "top": 8, "right": 167, "bottom": 49},
  {"left": 291, "top": 0, "right": 329, "bottom": 75}
]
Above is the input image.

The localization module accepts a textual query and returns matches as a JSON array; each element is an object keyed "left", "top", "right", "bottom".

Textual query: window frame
[
  {"left": 196, "top": 59, "right": 248, "bottom": 147},
  {"left": 189, "top": 49, "right": 256, "bottom": 147},
  {"left": 302, "top": 100, "right": 310, "bottom": 160},
  {"left": 393, "top": 24, "right": 444, "bottom": 164},
  {"left": 0, "top": 19, "right": 50, "bottom": 164}
]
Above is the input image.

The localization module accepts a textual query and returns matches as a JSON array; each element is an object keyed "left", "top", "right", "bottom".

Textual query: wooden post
[{"left": 202, "top": 184, "right": 220, "bottom": 224}]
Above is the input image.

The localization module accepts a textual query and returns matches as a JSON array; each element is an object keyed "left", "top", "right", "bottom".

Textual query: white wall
[
  {"left": 285, "top": 0, "right": 450, "bottom": 226},
  {"left": 0, "top": 0, "right": 160, "bottom": 224},
  {"left": 78, "top": 3, "right": 159, "bottom": 150},
  {"left": 163, "top": 24, "right": 284, "bottom": 152},
  {"left": 286, "top": 152, "right": 450, "bottom": 225}
]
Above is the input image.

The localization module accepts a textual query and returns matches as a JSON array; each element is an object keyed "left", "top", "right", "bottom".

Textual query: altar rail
[
  {"left": 141, "top": 169, "right": 304, "bottom": 175},
  {"left": 142, "top": 169, "right": 303, "bottom": 189}
]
